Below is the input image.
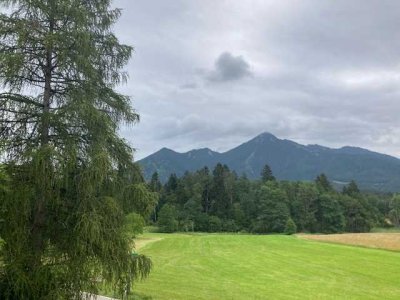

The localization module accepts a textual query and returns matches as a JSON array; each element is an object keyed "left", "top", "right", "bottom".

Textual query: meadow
[
  {"left": 300, "top": 232, "right": 400, "bottom": 251},
  {"left": 116, "top": 233, "right": 400, "bottom": 300}
]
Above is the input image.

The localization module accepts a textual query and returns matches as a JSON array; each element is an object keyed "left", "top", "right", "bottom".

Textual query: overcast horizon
[{"left": 113, "top": 0, "right": 400, "bottom": 160}]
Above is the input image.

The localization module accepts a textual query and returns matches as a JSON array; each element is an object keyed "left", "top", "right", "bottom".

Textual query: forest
[{"left": 148, "top": 164, "right": 400, "bottom": 234}]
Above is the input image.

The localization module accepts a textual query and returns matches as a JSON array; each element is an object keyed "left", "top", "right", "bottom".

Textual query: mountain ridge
[{"left": 138, "top": 132, "right": 400, "bottom": 191}]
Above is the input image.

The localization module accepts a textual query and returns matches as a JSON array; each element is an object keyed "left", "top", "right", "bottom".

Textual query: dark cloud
[
  {"left": 206, "top": 52, "right": 252, "bottom": 82},
  {"left": 180, "top": 82, "right": 197, "bottom": 90},
  {"left": 113, "top": 0, "right": 400, "bottom": 160}
]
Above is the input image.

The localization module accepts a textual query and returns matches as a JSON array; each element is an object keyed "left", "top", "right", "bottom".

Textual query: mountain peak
[
  {"left": 156, "top": 147, "right": 176, "bottom": 154},
  {"left": 252, "top": 132, "right": 279, "bottom": 143},
  {"left": 139, "top": 132, "right": 400, "bottom": 191},
  {"left": 186, "top": 147, "right": 218, "bottom": 159},
  {"left": 159, "top": 147, "right": 172, "bottom": 151},
  {"left": 247, "top": 132, "right": 279, "bottom": 144}
]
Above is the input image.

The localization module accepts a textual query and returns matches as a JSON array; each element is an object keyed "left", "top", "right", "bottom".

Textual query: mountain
[{"left": 138, "top": 132, "right": 400, "bottom": 192}]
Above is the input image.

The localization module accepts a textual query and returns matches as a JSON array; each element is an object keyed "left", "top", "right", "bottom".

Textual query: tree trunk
[{"left": 31, "top": 17, "right": 54, "bottom": 262}]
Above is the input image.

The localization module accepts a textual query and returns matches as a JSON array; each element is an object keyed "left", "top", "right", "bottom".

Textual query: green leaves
[
  {"left": 0, "top": 166, "right": 9, "bottom": 193},
  {"left": 0, "top": 0, "right": 153, "bottom": 298}
]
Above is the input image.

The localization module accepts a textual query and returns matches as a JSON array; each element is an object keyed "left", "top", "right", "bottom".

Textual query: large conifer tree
[{"left": 0, "top": 0, "right": 154, "bottom": 298}]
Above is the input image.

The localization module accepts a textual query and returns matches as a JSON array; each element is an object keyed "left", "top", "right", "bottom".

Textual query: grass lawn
[{"left": 122, "top": 233, "right": 400, "bottom": 299}]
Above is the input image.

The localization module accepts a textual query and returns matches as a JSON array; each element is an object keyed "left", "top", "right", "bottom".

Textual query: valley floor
[{"left": 120, "top": 233, "right": 400, "bottom": 300}]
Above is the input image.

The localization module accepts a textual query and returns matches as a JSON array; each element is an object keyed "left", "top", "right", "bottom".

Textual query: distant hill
[{"left": 138, "top": 132, "right": 400, "bottom": 192}]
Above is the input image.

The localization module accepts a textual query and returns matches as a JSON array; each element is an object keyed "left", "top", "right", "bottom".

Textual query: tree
[
  {"left": 315, "top": 173, "right": 333, "bottom": 193},
  {"left": 158, "top": 204, "right": 178, "bottom": 233},
  {"left": 254, "top": 182, "right": 290, "bottom": 233},
  {"left": 149, "top": 171, "right": 162, "bottom": 222},
  {"left": 340, "top": 195, "right": 372, "bottom": 232},
  {"left": 388, "top": 194, "right": 400, "bottom": 227},
  {"left": 149, "top": 172, "right": 162, "bottom": 193},
  {"left": 284, "top": 218, "right": 297, "bottom": 235},
  {"left": 315, "top": 194, "right": 345, "bottom": 233},
  {"left": 289, "top": 182, "right": 318, "bottom": 232},
  {"left": 261, "top": 164, "right": 275, "bottom": 182},
  {"left": 200, "top": 167, "right": 212, "bottom": 213},
  {"left": 124, "top": 212, "right": 146, "bottom": 239},
  {"left": 0, "top": 166, "right": 8, "bottom": 193},
  {"left": 180, "top": 192, "right": 202, "bottom": 232},
  {"left": 0, "top": 1, "right": 153, "bottom": 298},
  {"left": 165, "top": 173, "right": 179, "bottom": 194},
  {"left": 343, "top": 180, "right": 361, "bottom": 198},
  {"left": 210, "top": 163, "right": 233, "bottom": 219},
  {"left": 208, "top": 215, "right": 222, "bottom": 232}
]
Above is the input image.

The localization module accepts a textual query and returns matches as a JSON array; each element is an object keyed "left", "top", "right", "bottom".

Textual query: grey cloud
[
  {"left": 206, "top": 52, "right": 252, "bottom": 82},
  {"left": 113, "top": 0, "right": 400, "bottom": 160},
  {"left": 180, "top": 82, "right": 198, "bottom": 90}
]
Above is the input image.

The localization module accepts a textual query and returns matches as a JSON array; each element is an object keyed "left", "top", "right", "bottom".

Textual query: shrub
[
  {"left": 194, "top": 213, "right": 210, "bottom": 232},
  {"left": 284, "top": 218, "right": 297, "bottom": 235},
  {"left": 208, "top": 216, "right": 222, "bottom": 232},
  {"left": 222, "top": 220, "right": 238, "bottom": 232}
]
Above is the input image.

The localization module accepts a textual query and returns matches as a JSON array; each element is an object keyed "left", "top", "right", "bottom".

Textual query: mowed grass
[
  {"left": 299, "top": 233, "right": 400, "bottom": 251},
  {"left": 130, "top": 233, "right": 400, "bottom": 300}
]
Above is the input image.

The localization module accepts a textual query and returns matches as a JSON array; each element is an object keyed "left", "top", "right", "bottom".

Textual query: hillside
[{"left": 138, "top": 132, "right": 400, "bottom": 191}]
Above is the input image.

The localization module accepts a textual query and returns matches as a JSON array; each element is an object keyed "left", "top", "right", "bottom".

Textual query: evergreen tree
[
  {"left": 261, "top": 164, "right": 275, "bottom": 182},
  {"left": 200, "top": 166, "right": 212, "bottom": 213},
  {"left": 315, "top": 173, "right": 333, "bottom": 193},
  {"left": 165, "top": 173, "right": 179, "bottom": 194},
  {"left": 149, "top": 171, "right": 162, "bottom": 193},
  {"left": 284, "top": 218, "right": 297, "bottom": 235},
  {"left": 0, "top": 166, "right": 8, "bottom": 193},
  {"left": 149, "top": 171, "right": 162, "bottom": 222},
  {"left": 0, "top": 1, "right": 153, "bottom": 298},
  {"left": 210, "top": 163, "right": 232, "bottom": 219},
  {"left": 343, "top": 180, "right": 361, "bottom": 197}
]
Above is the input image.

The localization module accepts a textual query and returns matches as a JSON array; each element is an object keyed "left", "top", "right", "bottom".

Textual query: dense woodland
[{"left": 148, "top": 164, "right": 399, "bottom": 234}]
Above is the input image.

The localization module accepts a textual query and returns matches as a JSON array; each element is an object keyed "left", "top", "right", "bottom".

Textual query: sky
[{"left": 113, "top": 0, "right": 400, "bottom": 160}]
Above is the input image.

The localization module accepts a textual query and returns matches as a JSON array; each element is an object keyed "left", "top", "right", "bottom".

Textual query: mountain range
[{"left": 138, "top": 132, "right": 400, "bottom": 192}]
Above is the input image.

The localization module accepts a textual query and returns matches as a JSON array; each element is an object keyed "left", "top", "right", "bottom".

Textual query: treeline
[{"left": 147, "top": 163, "right": 400, "bottom": 234}]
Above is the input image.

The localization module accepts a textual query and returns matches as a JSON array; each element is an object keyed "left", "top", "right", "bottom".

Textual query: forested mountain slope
[{"left": 139, "top": 132, "right": 400, "bottom": 191}]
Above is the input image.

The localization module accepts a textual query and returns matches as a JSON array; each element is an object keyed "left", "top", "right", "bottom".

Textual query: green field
[{"left": 126, "top": 233, "right": 400, "bottom": 299}]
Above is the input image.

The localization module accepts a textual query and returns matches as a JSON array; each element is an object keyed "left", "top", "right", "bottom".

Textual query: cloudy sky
[{"left": 113, "top": 0, "right": 400, "bottom": 160}]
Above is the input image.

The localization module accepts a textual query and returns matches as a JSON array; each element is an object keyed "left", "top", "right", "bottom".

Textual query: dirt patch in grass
[
  {"left": 134, "top": 237, "right": 163, "bottom": 250},
  {"left": 299, "top": 233, "right": 400, "bottom": 251}
]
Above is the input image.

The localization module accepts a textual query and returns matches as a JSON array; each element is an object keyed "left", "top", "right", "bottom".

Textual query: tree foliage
[
  {"left": 158, "top": 204, "right": 178, "bottom": 233},
  {"left": 254, "top": 182, "right": 289, "bottom": 233},
  {"left": 152, "top": 165, "right": 385, "bottom": 235},
  {"left": 0, "top": 0, "right": 156, "bottom": 298},
  {"left": 388, "top": 194, "right": 400, "bottom": 226},
  {"left": 261, "top": 164, "right": 275, "bottom": 182},
  {"left": 284, "top": 218, "right": 297, "bottom": 235}
]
